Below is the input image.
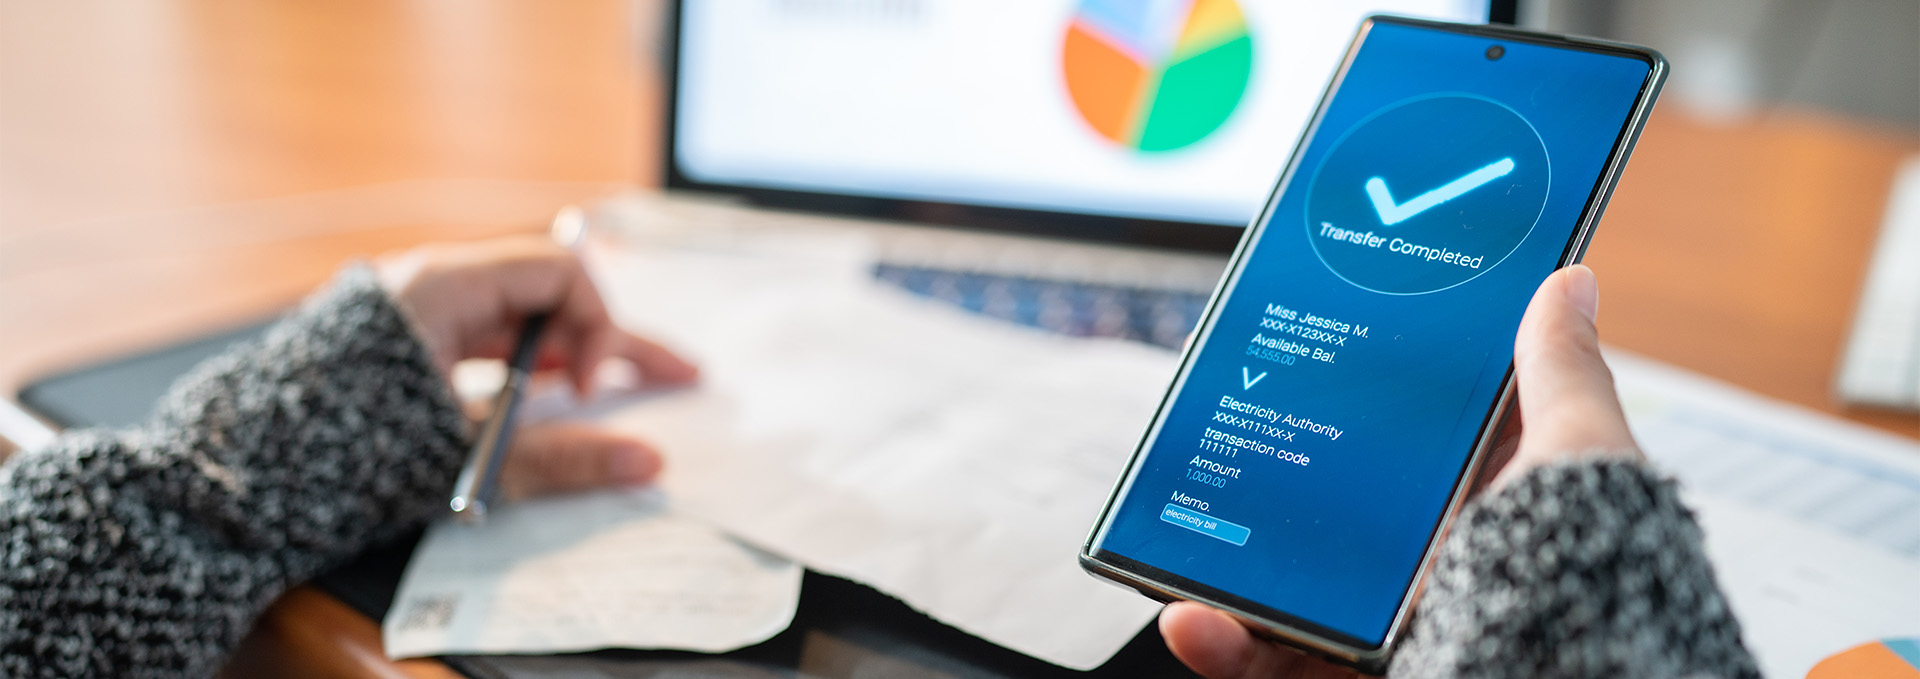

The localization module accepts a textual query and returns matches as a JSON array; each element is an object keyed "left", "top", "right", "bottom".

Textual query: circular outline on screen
[{"left": 1302, "top": 92, "right": 1553, "bottom": 296}]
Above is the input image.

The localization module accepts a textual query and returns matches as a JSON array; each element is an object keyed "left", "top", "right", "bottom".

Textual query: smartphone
[{"left": 1080, "top": 16, "right": 1666, "bottom": 673}]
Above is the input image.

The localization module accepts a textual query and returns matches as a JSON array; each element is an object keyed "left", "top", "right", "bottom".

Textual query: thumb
[
  {"left": 1498, "top": 265, "right": 1640, "bottom": 487},
  {"left": 497, "top": 422, "right": 664, "bottom": 501}
]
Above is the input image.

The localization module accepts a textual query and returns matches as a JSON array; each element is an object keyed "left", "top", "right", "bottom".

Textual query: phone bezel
[{"left": 1078, "top": 15, "right": 1668, "bottom": 673}]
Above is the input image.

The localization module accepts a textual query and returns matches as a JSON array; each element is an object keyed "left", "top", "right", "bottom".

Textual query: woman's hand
[
  {"left": 1159, "top": 602, "right": 1367, "bottom": 679},
  {"left": 377, "top": 236, "right": 698, "bottom": 392},
  {"left": 1487, "top": 264, "right": 1642, "bottom": 486},
  {"left": 1158, "top": 264, "right": 1642, "bottom": 678},
  {"left": 376, "top": 236, "right": 699, "bottom": 499},
  {"left": 496, "top": 421, "right": 667, "bottom": 500}
]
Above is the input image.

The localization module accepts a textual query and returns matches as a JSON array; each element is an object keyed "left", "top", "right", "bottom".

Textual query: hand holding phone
[
  {"left": 1158, "top": 264, "right": 1645, "bottom": 678},
  {"left": 1081, "top": 17, "right": 1665, "bottom": 673}
]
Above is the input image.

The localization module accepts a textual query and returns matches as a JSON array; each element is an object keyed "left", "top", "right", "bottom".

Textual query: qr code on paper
[{"left": 394, "top": 594, "right": 459, "bottom": 632}]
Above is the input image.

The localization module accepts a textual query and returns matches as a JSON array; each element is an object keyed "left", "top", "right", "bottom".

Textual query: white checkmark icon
[{"left": 1365, "top": 157, "right": 1515, "bottom": 226}]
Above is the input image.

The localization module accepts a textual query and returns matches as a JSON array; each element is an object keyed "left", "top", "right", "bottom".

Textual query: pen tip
[{"left": 551, "top": 205, "right": 588, "bottom": 250}]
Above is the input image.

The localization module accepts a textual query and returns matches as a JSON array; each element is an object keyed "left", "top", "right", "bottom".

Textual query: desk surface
[{"left": 3, "top": 1, "right": 1918, "bottom": 677}]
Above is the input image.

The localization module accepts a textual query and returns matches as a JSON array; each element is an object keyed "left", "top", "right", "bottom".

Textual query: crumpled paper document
[
  {"left": 384, "top": 488, "right": 802, "bottom": 658},
  {"left": 588, "top": 234, "right": 1176, "bottom": 670}
]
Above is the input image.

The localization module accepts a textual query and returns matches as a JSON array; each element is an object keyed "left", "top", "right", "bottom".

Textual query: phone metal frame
[{"left": 1079, "top": 15, "right": 1667, "bottom": 674}]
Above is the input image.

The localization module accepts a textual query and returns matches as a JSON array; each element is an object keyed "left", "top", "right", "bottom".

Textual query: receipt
[
  {"left": 383, "top": 489, "right": 802, "bottom": 659},
  {"left": 588, "top": 239, "right": 1174, "bottom": 670}
]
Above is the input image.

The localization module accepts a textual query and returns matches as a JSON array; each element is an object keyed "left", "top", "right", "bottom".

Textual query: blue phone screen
[{"left": 1089, "top": 21, "right": 1652, "bottom": 646}]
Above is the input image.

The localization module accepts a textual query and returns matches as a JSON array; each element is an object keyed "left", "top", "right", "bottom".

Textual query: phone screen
[{"left": 1086, "top": 21, "right": 1657, "bottom": 648}]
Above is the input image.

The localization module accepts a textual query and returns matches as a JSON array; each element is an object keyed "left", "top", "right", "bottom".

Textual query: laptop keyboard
[
  {"left": 595, "top": 194, "right": 1226, "bottom": 351},
  {"left": 872, "top": 263, "right": 1208, "bottom": 351}
]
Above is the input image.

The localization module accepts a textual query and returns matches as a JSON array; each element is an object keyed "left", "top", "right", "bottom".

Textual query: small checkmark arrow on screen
[
  {"left": 1365, "top": 157, "right": 1515, "bottom": 226},
  {"left": 1242, "top": 367, "right": 1267, "bottom": 390}
]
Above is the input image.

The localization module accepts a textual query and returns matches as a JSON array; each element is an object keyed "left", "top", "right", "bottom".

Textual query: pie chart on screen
[
  {"left": 1808, "top": 639, "right": 1920, "bottom": 678},
  {"left": 1063, "top": 0, "right": 1254, "bottom": 152}
]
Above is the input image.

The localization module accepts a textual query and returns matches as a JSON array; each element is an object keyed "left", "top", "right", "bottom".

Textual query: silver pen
[{"left": 448, "top": 206, "right": 589, "bottom": 523}]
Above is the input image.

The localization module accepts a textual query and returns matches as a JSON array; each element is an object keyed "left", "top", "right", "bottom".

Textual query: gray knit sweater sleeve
[
  {"left": 1390, "top": 459, "right": 1762, "bottom": 679},
  {"left": 0, "top": 267, "right": 469, "bottom": 679}
]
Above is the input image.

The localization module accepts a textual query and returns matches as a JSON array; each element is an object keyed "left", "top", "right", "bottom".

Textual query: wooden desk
[
  {"left": 1588, "top": 111, "right": 1920, "bottom": 436},
  {"left": 0, "top": 0, "right": 661, "bottom": 393},
  {"left": 2, "top": 1, "right": 1916, "bottom": 676}
]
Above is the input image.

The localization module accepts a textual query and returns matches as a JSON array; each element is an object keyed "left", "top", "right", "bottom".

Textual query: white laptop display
[{"left": 666, "top": 0, "right": 1507, "bottom": 252}]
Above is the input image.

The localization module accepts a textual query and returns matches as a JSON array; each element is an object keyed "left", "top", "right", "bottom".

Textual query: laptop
[{"left": 641, "top": 0, "right": 1516, "bottom": 297}]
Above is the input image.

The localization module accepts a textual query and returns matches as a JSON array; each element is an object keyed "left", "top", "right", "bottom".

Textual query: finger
[
  {"left": 615, "top": 331, "right": 700, "bottom": 385},
  {"left": 499, "top": 422, "right": 663, "bottom": 500},
  {"left": 1467, "top": 404, "right": 1523, "bottom": 496},
  {"left": 1161, "top": 603, "right": 1263, "bottom": 679},
  {"left": 1503, "top": 265, "right": 1639, "bottom": 482},
  {"left": 1161, "top": 602, "right": 1343, "bottom": 679},
  {"left": 467, "top": 332, "right": 593, "bottom": 394},
  {"left": 470, "top": 240, "right": 618, "bottom": 397},
  {"left": 557, "top": 273, "right": 620, "bottom": 397},
  {"left": 481, "top": 237, "right": 596, "bottom": 320},
  {"left": 564, "top": 324, "right": 616, "bottom": 399},
  {"left": 463, "top": 331, "right": 521, "bottom": 363},
  {"left": 429, "top": 239, "right": 585, "bottom": 362},
  {"left": 532, "top": 347, "right": 575, "bottom": 376}
]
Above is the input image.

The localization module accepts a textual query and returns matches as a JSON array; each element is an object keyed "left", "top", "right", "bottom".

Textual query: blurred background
[
  {"left": 0, "top": 1, "right": 657, "bottom": 399},
  {"left": 1536, "top": 0, "right": 1918, "bottom": 129}
]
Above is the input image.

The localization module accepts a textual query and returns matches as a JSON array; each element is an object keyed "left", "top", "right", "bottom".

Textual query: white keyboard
[{"left": 1836, "top": 156, "right": 1920, "bottom": 409}]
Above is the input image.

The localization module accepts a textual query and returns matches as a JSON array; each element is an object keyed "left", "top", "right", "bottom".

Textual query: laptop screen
[{"left": 668, "top": 0, "right": 1502, "bottom": 245}]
